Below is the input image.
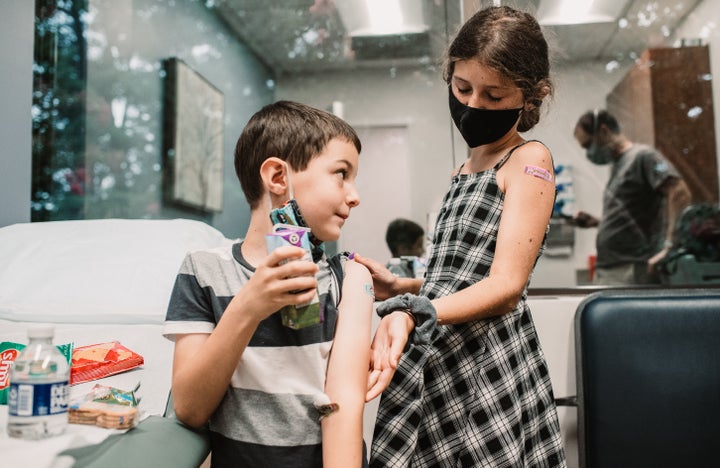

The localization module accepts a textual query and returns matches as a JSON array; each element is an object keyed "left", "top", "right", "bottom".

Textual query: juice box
[{"left": 265, "top": 225, "right": 321, "bottom": 329}]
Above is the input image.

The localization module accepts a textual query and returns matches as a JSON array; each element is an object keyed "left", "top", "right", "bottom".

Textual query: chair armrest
[
  {"left": 58, "top": 416, "right": 211, "bottom": 468},
  {"left": 554, "top": 396, "right": 578, "bottom": 407}
]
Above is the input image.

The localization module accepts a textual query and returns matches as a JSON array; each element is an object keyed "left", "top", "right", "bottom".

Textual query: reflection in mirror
[{"left": 30, "top": 0, "right": 720, "bottom": 290}]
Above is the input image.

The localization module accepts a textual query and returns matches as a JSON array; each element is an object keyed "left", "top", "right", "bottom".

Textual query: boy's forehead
[
  {"left": 320, "top": 138, "right": 359, "bottom": 161},
  {"left": 302, "top": 138, "right": 360, "bottom": 175}
]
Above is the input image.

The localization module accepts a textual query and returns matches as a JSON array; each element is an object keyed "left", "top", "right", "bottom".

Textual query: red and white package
[{"left": 71, "top": 341, "right": 144, "bottom": 385}]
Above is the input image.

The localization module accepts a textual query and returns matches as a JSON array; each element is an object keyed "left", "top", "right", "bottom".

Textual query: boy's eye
[{"left": 336, "top": 169, "right": 348, "bottom": 179}]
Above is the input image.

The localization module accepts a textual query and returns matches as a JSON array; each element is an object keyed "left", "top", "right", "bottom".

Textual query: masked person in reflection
[
  {"left": 355, "top": 6, "right": 567, "bottom": 467},
  {"left": 571, "top": 109, "right": 691, "bottom": 285}
]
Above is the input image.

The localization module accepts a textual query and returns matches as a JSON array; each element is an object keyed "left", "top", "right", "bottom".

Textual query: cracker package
[
  {"left": 1, "top": 341, "right": 73, "bottom": 405},
  {"left": 69, "top": 383, "right": 140, "bottom": 429},
  {"left": 71, "top": 341, "right": 144, "bottom": 385},
  {"left": 266, "top": 225, "right": 321, "bottom": 329}
]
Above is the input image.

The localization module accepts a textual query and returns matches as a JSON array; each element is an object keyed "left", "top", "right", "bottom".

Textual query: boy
[{"left": 164, "top": 101, "right": 374, "bottom": 467}]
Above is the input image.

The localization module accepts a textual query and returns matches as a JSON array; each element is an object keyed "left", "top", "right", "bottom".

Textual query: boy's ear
[{"left": 260, "top": 157, "right": 289, "bottom": 196}]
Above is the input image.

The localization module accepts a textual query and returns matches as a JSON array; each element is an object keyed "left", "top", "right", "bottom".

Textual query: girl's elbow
[{"left": 500, "top": 285, "right": 525, "bottom": 313}]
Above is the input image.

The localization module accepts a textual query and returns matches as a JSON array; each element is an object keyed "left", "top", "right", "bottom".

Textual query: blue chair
[{"left": 574, "top": 288, "right": 720, "bottom": 468}]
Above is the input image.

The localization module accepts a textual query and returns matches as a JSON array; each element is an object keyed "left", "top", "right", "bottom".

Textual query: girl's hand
[
  {"left": 352, "top": 253, "right": 398, "bottom": 301},
  {"left": 366, "top": 311, "right": 414, "bottom": 401}
]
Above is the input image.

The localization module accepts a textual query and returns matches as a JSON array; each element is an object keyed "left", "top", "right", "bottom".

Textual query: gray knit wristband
[{"left": 376, "top": 293, "right": 438, "bottom": 345}]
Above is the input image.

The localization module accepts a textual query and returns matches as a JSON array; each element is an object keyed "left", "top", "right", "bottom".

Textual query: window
[{"left": 30, "top": 0, "right": 720, "bottom": 289}]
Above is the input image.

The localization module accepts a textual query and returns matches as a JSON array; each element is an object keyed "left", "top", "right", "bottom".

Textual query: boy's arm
[
  {"left": 322, "top": 260, "right": 374, "bottom": 468},
  {"left": 171, "top": 246, "right": 319, "bottom": 429}
]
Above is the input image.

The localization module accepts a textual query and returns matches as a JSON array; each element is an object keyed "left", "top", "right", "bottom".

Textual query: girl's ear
[{"left": 260, "top": 157, "right": 289, "bottom": 197}]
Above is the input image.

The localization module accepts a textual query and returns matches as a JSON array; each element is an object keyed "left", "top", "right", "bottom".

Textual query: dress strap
[{"left": 494, "top": 140, "right": 543, "bottom": 170}]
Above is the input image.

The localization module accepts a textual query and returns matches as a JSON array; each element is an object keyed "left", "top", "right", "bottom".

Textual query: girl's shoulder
[
  {"left": 496, "top": 140, "right": 555, "bottom": 190},
  {"left": 499, "top": 140, "right": 553, "bottom": 170}
]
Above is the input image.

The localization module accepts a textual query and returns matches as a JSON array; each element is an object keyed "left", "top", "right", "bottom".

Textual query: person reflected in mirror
[
  {"left": 354, "top": 6, "right": 567, "bottom": 467},
  {"left": 164, "top": 101, "right": 374, "bottom": 468},
  {"left": 571, "top": 109, "right": 692, "bottom": 285},
  {"left": 385, "top": 218, "right": 426, "bottom": 278}
]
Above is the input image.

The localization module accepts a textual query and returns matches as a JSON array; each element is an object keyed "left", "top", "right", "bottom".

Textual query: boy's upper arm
[
  {"left": 339, "top": 260, "right": 374, "bottom": 311},
  {"left": 172, "top": 333, "right": 210, "bottom": 372}
]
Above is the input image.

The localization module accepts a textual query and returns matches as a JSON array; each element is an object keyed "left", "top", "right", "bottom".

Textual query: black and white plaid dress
[{"left": 370, "top": 142, "right": 567, "bottom": 467}]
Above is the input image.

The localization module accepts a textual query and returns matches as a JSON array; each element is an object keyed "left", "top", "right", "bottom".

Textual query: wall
[
  {"left": 0, "top": 1, "right": 33, "bottom": 227},
  {"left": 0, "top": 1, "right": 272, "bottom": 237},
  {"left": 81, "top": 0, "right": 273, "bottom": 239},
  {"left": 531, "top": 61, "right": 631, "bottom": 286},
  {"left": 278, "top": 60, "right": 634, "bottom": 286},
  {"left": 2, "top": 1, "right": 719, "bottom": 262},
  {"left": 671, "top": 0, "right": 720, "bottom": 193},
  {"left": 278, "top": 66, "right": 454, "bottom": 236}
]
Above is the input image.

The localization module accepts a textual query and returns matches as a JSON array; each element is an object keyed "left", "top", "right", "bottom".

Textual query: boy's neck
[{"left": 241, "top": 208, "right": 275, "bottom": 267}]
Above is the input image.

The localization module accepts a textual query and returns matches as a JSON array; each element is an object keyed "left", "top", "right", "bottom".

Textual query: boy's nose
[{"left": 346, "top": 185, "right": 360, "bottom": 207}]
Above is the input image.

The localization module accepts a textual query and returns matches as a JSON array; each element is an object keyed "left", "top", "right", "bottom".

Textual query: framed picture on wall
[{"left": 162, "top": 57, "right": 224, "bottom": 212}]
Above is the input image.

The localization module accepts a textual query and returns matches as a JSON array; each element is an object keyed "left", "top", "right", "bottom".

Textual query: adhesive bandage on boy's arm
[{"left": 376, "top": 293, "right": 438, "bottom": 345}]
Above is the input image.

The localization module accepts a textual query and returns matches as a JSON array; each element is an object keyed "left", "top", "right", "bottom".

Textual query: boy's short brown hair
[{"left": 234, "top": 100, "right": 361, "bottom": 208}]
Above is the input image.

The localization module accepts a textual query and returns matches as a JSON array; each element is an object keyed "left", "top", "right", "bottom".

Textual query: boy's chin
[{"left": 314, "top": 229, "right": 340, "bottom": 244}]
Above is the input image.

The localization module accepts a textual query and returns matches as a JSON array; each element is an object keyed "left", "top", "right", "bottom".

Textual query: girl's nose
[{"left": 466, "top": 93, "right": 482, "bottom": 109}]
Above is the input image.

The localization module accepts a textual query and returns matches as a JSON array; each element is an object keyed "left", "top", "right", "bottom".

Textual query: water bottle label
[{"left": 8, "top": 381, "right": 69, "bottom": 417}]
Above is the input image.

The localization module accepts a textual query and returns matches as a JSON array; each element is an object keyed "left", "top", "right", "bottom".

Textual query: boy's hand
[{"left": 228, "top": 245, "right": 319, "bottom": 323}]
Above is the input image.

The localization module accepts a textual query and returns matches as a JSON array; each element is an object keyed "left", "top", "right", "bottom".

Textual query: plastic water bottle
[{"left": 7, "top": 326, "right": 70, "bottom": 439}]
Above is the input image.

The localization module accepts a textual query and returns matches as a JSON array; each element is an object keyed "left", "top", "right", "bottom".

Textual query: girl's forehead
[{"left": 453, "top": 60, "right": 513, "bottom": 87}]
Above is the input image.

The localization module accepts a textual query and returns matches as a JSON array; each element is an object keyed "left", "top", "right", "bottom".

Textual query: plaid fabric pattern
[{"left": 370, "top": 143, "right": 566, "bottom": 467}]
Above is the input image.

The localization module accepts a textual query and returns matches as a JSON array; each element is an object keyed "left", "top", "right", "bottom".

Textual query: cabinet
[{"left": 606, "top": 45, "right": 718, "bottom": 203}]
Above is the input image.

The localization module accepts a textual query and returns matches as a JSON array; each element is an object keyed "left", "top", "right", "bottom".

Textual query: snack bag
[
  {"left": 1, "top": 341, "right": 73, "bottom": 405},
  {"left": 266, "top": 225, "right": 321, "bottom": 329},
  {"left": 69, "top": 383, "right": 140, "bottom": 429},
  {"left": 71, "top": 341, "right": 144, "bottom": 385}
]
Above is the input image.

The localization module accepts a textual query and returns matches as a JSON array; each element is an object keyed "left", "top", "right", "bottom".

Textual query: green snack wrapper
[{"left": 0, "top": 340, "right": 74, "bottom": 405}]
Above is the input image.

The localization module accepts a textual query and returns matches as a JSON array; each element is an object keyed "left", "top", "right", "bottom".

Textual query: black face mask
[
  {"left": 448, "top": 87, "right": 523, "bottom": 148},
  {"left": 585, "top": 141, "right": 614, "bottom": 165}
]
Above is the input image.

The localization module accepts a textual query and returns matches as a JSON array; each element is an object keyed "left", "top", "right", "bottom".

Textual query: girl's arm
[
  {"left": 431, "top": 141, "right": 555, "bottom": 324},
  {"left": 366, "top": 142, "right": 555, "bottom": 398},
  {"left": 171, "top": 246, "right": 319, "bottom": 428},
  {"left": 322, "top": 260, "right": 374, "bottom": 468},
  {"left": 352, "top": 253, "right": 422, "bottom": 300}
]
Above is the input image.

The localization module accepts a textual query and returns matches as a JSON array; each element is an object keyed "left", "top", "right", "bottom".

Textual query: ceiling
[{"left": 213, "top": 0, "right": 704, "bottom": 76}]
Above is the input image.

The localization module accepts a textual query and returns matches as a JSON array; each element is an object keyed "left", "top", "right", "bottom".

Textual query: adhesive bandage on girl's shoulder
[{"left": 523, "top": 165, "right": 553, "bottom": 182}]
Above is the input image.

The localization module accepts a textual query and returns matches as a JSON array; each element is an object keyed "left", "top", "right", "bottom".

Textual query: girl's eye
[
  {"left": 486, "top": 93, "right": 503, "bottom": 102},
  {"left": 457, "top": 87, "right": 472, "bottom": 95},
  {"left": 336, "top": 169, "right": 348, "bottom": 180}
]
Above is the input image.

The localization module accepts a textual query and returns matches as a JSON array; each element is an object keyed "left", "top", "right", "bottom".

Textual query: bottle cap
[{"left": 27, "top": 326, "right": 54, "bottom": 339}]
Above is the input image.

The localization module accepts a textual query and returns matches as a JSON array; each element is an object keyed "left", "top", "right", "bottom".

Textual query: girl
[{"left": 357, "top": 6, "right": 567, "bottom": 467}]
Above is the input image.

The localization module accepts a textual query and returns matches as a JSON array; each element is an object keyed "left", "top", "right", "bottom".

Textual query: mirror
[{"left": 30, "top": 0, "right": 720, "bottom": 289}]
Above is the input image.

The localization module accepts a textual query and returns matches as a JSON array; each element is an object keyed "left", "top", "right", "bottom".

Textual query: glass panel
[{"left": 30, "top": 0, "right": 720, "bottom": 289}]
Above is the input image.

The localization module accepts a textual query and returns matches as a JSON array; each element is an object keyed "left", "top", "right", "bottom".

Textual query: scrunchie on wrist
[{"left": 376, "top": 293, "right": 438, "bottom": 345}]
